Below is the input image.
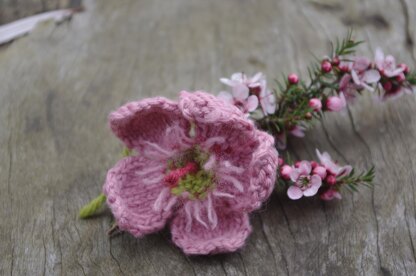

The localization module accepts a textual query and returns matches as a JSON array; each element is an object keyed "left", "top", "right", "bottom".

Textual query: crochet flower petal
[
  {"left": 103, "top": 156, "right": 175, "bottom": 237},
  {"left": 170, "top": 208, "right": 251, "bottom": 255},
  {"left": 109, "top": 97, "right": 193, "bottom": 157},
  {"left": 243, "top": 130, "right": 278, "bottom": 211},
  {"left": 179, "top": 91, "right": 278, "bottom": 211}
]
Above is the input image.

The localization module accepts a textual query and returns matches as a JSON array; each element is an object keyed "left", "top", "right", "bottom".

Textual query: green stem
[{"left": 79, "top": 193, "right": 106, "bottom": 219}]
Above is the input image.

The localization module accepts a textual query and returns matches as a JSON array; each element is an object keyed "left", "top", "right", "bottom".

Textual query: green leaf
[{"left": 79, "top": 193, "right": 107, "bottom": 219}]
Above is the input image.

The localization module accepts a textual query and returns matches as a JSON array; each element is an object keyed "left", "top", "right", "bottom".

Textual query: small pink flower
[
  {"left": 375, "top": 48, "right": 404, "bottom": 78},
  {"left": 309, "top": 98, "right": 322, "bottom": 111},
  {"left": 338, "top": 74, "right": 357, "bottom": 102},
  {"left": 313, "top": 166, "right": 327, "bottom": 179},
  {"left": 104, "top": 92, "right": 279, "bottom": 255},
  {"left": 320, "top": 189, "right": 342, "bottom": 201},
  {"left": 220, "top": 72, "right": 276, "bottom": 115},
  {"left": 280, "top": 165, "right": 292, "bottom": 180},
  {"left": 259, "top": 88, "right": 277, "bottom": 115},
  {"left": 220, "top": 72, "right": 264, "bottom": 91},
  {"left": 217, "top": 87, "right": 259, "bottom": 114},
  {"left": 326, "top": 93, "right": 346, "bottom": 112},
  {"left": 351, "top": 69, "right": 380, "bottom": 92},
  {"left": 352, "top": 57, "right": 371, "bottom": 73},
  {"left": 287, "top": 161, "right": 322, "bottom": 200},
  {"left": 316, "top": 149, "right": 352, "bottom": 177},
  {"left": 289, "top": 125, "right": 306, "bottom": 137}
]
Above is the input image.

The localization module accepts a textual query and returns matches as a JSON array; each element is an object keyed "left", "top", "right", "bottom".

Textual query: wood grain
[{"left": 1, "top": 0, "right": 416, "bottom": 275}]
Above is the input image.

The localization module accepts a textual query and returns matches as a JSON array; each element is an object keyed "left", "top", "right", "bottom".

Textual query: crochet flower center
[{"left": 164, "top": 149, "right": 215, "bottom": 200}]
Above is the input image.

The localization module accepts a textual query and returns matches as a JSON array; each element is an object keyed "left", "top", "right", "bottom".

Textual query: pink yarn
[{"left": 104, "top": 91, "right": 279, "bottom": 255}]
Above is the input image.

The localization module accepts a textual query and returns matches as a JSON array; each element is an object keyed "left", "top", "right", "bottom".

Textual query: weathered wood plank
[
  {"left": 0, "top": 0, "right": 82, "bottom": 24},
  {"left": 1, "top": 0, "right": 416, "bottom": 275}
]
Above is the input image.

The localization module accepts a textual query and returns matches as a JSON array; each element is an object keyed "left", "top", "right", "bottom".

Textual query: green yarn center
[
  {"left": 171, "top": 170, "right": 214, "bottom": 200},
  {"left": 167, "top": 146, "right": 215, "bottom": 200}
]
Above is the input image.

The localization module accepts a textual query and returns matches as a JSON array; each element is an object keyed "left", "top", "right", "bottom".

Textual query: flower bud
[
  {"left": 320, "top": 189, "right": 342, "bottom": 201},
  {"left": 309, "top": 98, "right": 322, "bottom": 111},
  {"left": 313, "top": 166, "right": 327, "bottom": 179},
  {"left": 332, "top": 56, "right": 340, "bottom": 66},
  {"left": 321, "top": 60, "right": 332, "bottom": 73},
  {"left": 396, "top": 73, "right": 406, "bottom": 83},
  {"left": 382, "top": 81, "right": 393, "bottom": 92},
  {"left": 325, "top": 175, "right": 337, "bottom": 186},
  {"left": 280, "top": 165, "right": 293, "bottom": 180},
  {"left": 326, "top": 94, "right": 346, "bottom": 112},
  {"left": 288, "top": 73, "right": 299, "bottom": 84},
  {"left": 278, "top": 157, "right": 284, "bottom": 167},
  {"left": 310, "top": 161, "right": 318, "bottom": 169}
]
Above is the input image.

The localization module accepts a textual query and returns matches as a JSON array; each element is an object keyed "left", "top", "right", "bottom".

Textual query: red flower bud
[
  {"left": 321, "top": 60, "right": 332, "bottom": 73},
  {"left": 383, "top": 81, "right": 393, "bottom": 92},
  {"left": 308, "top": 98, "right": 322, "bottom": 112},
  {"left": 326, "top": 175, "right": 337, "bottom": 186},
  {"left": 288, "top": 73, "right": 299, "bottom": 84},
  {"left": 280, "top": 165, "right": 292, "bottom": 180},
  {"left": 396, "top": 73, "right": 406, "bottom": 83}
]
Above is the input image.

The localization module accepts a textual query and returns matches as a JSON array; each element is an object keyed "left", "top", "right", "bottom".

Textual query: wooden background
[{"left": 1, "top": 0, "right": 416, "bottom": 275}]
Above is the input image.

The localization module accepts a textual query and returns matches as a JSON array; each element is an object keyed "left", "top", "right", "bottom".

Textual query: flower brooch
[{"left": 103, "top": 91, "right": 278, "bottom": 254}]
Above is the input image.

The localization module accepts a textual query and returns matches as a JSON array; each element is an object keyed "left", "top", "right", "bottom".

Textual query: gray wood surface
[{"left": 1, "top": 0, "right": 416, "bottom": 275}]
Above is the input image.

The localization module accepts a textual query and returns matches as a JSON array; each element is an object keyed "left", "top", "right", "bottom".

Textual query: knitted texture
[{"left": 104, "top": 91, "right": 279, "bottom": 255}]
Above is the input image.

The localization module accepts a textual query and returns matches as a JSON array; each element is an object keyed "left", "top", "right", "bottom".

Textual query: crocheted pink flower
[{"left": 103, "top": 91, "right": 278, "bottom": 255}]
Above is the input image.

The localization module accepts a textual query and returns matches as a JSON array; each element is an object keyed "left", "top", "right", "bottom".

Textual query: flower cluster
[
  {"left": 233, "top": 33, "right": 416, "bottom": 150},
  {"left": 279, "top": 150, "right": 373, "bottom": 201}
]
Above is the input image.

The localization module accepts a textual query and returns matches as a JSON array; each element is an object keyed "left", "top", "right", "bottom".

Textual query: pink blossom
[
  {"left": 320, "top": 189, "right": 342, "bottom": 201},
  {"left": 316, "top": 149, "right": 352, "bottom": 177},
  {"left": 338, "top": 74, "right": 357, "bottom": 102},
  {"left": 309, "top": 98, "right": 322, "bottom": 111},
  {"left": 289, "top": 125, "right": 306, "bottom": 137},
  {"left": 375, "top": 48, "right": 404, "bottom": 77},
  {"left": 217, "top": 86, "right": 259, "bottom": 114},
  {"left": 287, "top": 161, "right": 322, "bottom": 200},
  {"left": 313, "top": 166, "right": 327, "bottom": 179},
  {"left": 352, "top": 57, "right": 371, "bottom": 72},
  {"left": 220, "top": 72, "right": 276, "bottom": 115},
  {"left": 326, "top": 93, "right": 346, "bottom": 112},
  {"left": 104, "top": 92, "right": 279, "bottom": 254},
  {"left": 220, "top": 72, "right": 264, "bottom": 90},
  {"left": 259, "top": 88, "right": 277, "bottom": 115},
  {"left": 351, "top": 69, "right": 380, "bottom": 92}
]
